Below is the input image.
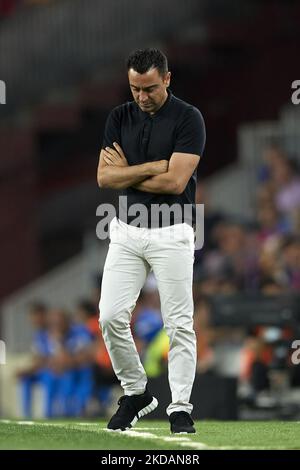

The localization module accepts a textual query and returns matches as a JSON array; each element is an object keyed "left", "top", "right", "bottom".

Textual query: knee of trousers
[
  {"left": 165, "top": 324, "right": 196, "bottom": 345},
  {"left": 98, "top": 302, "right": 128, "bottom": 332},
  {"left": 99, "top": 311, "right": 115, "bottom": 331}
]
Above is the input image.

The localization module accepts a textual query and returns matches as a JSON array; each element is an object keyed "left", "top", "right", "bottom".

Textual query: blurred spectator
[
  {"left": 16, "top": 302, "right": 49, "bottom": 418},
  {"left": 15, "top": 304, "right": 91, "bottom": 417},
  {"left": 258, "top": 145, "right": 287, "bottom": 185},
  {"left": 258, "top": 236, "right": 285, "bottom": 288},
  {"left": 256, "top": 184, "right": 276, "bottom": 207},
  {"left": 43, "top": 308, "right": 94, "bottom": 417},
  {"left": 281, "top": 236, "right": 300, "bottom": 290},
  {"left": 272, "top": 158, "right": 300, "bottom": 215},
  {"left": 239, "top": 325, "right": 293, "bottom": 405},
  {"left": 198, "top": 221, "right": 258, "bottom": 291},
  {"left": 76, "top": 298, "right": 118, "bottom": 415},
  {"left": 76, "top": 299, "right": 99, "bottom": 337},
  {"left": 133, "top": 298, "right": 163, "bottom": 355},
  {"left": 143, "top": 329, "right": 169, "bottom": 377},
  {"left": 240, "top": 331, "right": 273, "bottom": 396},
  {"left": 258, "top": 146, "right": 300, "bottom": 227},
  {"left": 256, "top": 203, "right": 291, "bottom": 244}
]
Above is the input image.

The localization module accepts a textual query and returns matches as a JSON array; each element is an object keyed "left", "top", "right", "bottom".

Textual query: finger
[
  {"left": 113, "top": 142, "right": 125, "bottom": 158},
  {"left": 105, "top": 146, "right": 119, "bottom": 154},
  {"left": 104, "top": 155, "right": 115, "bottom": 165},
  {"left": 105, "top": 147, "right": 116, "bottom": 155},
  {"left": 104, "top": 157, "right": 115, "bottom": 165},
  {"left": 103, "top": 149, "right": 119, "bottom": 162},
  {"left": 105, "top": 147, "right": 123, "bottom": 159},
  {"left": 103, "top": 150, "right": 113, "bottom": 160}
]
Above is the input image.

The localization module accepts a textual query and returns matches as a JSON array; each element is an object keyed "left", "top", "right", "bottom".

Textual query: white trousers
[{"left": 99, "top": 217, "right": 196, "bottom": 415}]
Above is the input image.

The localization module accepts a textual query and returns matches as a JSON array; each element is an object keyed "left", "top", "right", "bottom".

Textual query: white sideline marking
[
  {"left": 104, "top": 428, "right": 209, "bottom": 450},
  {"left": 100, "top": 426, "right": 166, "bottom": 431},
  {"left": 104, "top": 429, "right": 277, "bottom": 450},
  {"left": 17, "top": 421, "right": 35, "bottom": 425}
]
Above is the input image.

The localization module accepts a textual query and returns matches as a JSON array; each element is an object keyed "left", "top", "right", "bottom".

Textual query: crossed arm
[{"left": 97, "top": 142, "right": 200, "bottom": 195}]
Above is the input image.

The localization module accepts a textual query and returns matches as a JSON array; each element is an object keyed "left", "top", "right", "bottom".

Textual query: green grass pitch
[{"left": 0, "top": 420, "right": 299, "bottom": 450}]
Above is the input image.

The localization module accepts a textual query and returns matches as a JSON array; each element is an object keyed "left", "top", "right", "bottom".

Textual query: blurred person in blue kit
[
  {"left": 16, "top": 302, "right": 50, "bottom": 418},
  {"left": 17, "top": 305, "right": 94, "bottom": 418},
  {"left": 44, "top": 308, "right": 94, "bottom": 417},
  {"left": 97, "top": 48, "right": 205, "bottom": 433}
]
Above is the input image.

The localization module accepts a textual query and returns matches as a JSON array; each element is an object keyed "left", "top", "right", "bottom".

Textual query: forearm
[
  {"left": 98, "top": 163, "right": 157, "bottom": 190},
  {"left": 133, "top": 173, "right": 180, "bottom": 195}
]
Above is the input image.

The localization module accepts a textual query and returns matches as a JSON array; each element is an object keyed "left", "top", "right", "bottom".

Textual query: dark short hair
[{"left": 127, "top": 48, "right": 168, "bottom": 77}]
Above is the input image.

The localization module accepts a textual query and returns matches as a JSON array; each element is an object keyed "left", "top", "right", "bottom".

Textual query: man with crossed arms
[{"left": 97, "top": 48, "right": 205, "bottom": 434}]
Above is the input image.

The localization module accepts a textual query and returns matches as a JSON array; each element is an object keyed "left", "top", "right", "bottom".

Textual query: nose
[{"left": 139, "top": 91, "right": 148, "bottom": 103}]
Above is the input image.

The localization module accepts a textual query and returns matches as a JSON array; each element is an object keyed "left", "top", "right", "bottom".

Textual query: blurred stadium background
[{"left": 0, "top": 0, "right": 300, "bottom": 423}]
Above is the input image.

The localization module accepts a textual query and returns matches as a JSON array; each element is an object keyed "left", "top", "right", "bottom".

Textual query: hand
[
  {"left": 151, "top": 159, "right": 169, "bottom": 175},
  {"left": 103, "top": 142, "right": 128, "bottom": 167}
]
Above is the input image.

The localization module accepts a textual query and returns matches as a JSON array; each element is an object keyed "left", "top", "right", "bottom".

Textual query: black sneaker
[
  {"left": 107, "top": 388, "right": 158, "bottom": 431},
  {"left": 169, "top": 411, "right": 196, "bottom": 434}
]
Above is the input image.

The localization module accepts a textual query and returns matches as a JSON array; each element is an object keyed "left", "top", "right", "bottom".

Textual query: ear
[{"left": 164, "top": 71, "right": 171, "bottom": 87}]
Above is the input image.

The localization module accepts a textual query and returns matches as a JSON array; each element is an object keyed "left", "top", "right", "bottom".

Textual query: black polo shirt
[{"left": 102, "top": 90, "right": 206, "bottom": 228}]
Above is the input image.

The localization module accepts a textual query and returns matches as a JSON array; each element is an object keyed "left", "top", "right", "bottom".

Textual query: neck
[{"left": 150, "top": 90, "right": 169, "bottom": 115}]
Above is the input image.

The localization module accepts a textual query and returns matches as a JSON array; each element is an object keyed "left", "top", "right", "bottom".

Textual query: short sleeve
[
  {"left": 173, "top": 107, "right": 206, "bottom": 156},
  {"left": 102, "top": 107, "right": 121, "bottom": 149}
]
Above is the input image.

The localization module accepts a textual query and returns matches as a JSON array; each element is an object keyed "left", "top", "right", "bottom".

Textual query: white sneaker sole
[
  {"left": 171, "top": 429, "right": 196, "bottom": 434},
  {"left": 171, "top": 431, "right": 196, "bottom": 434}
]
